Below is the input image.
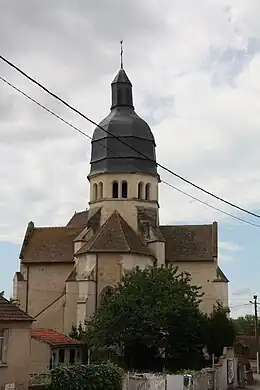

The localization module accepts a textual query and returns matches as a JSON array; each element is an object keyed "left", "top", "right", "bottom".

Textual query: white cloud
[
  {"left": 0, "top": 0, "right": 260, "bottom": 245},
  {"left": 219, "top": 241, "right": 242, "bottom": 252}
]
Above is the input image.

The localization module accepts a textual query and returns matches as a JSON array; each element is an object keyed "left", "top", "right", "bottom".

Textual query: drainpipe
[
  {"left": 25, "top": 265, "right": 30, "bottom": 313},
  {"left": 95, "top": 253, "right": 99, "bottom": 313}
]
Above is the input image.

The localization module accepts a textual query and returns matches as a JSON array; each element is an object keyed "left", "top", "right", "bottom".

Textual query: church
[{"left": 13, "top": 63, "right": 229, "bottom": 335}]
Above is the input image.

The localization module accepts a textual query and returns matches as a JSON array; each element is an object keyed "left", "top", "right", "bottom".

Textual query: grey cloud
[
  {"left": 204, "top": 37, "right": 260, "bottom": 86},
  {"left": 232, "top": 287, "right": 251, "bottom": 296},
  {"left": 142, "top": 95, "right": 175, "bottom": 126}
]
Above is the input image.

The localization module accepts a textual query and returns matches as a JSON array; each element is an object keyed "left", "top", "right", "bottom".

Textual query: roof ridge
[
  {"left": 35, "top": 226, "right": 77, "bottom": 230},
  {"left": 85, "top": 211, "right": 114, "bottom": 252},
  {"left": 160, "top": 223, "right": 213, "bottom": 228},
  {"left": 116, "top": 212, "right": 131, "bottom": 251}
]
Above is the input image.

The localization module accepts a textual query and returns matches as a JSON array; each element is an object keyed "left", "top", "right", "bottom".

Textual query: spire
[
  {"left": 111, "top": 41, "right": 134, "bottom": 109},
  {"left": 120, "top": 40, "right": 124, "bottom": 69}
]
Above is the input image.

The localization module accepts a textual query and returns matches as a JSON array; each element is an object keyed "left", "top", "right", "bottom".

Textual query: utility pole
[
  {"left": 250, "top": 295, "right": 259, "bottom": 372},
  {"left": 253, "top": 295, "right": 259, "bottom": 373}
]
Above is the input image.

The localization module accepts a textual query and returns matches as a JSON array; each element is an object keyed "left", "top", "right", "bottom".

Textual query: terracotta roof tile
[
  {"left": 160, "top": 222, "right": 217, "bottom": 262},
  {"left": 21, "top": 226, "right": 83, "bottom": 264},
  {"left": 31, "top": 328, "right": 82, "bottom": 346},
  {"left": 67, "top": 210, "right": 89, "bottom": 227},
  {"left": 76, "top": 211, "right": 154, "bottom": 257},
  {"left": 0, "top": 296, "right": 33, "bottom": 322}
]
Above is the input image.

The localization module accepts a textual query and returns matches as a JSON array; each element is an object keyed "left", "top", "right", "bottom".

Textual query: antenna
[{"left": 120, "top": 40, "right": 124, "bottom": 69}]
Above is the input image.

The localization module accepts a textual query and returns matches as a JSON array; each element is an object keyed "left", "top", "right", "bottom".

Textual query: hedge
[{"left": 50, "top": 362, "right": 123, "bottom": 390}]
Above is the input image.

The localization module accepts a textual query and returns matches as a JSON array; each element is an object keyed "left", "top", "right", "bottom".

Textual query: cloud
[
  {"left": 219, "top": 241, "right": 243, "bottom": 252},
  {"left": 232, "top": 287, "right": 252, "bottom": 296}
]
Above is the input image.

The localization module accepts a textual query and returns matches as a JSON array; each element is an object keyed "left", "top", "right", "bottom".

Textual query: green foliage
[
  {"left": 29, "top": 373, "right": 51, "bottom": 386},
  {"left": 88, "top": 266, "right": 207, "bottom": 371},
  {"left": 233, "top": 315, "right": 258, "bottom": 336},
  {"left": 50, "top": 362, "right": 123, "bottom": 390},
  {"left": 206, "top": 302, "right": 236, "bottom": 358}
]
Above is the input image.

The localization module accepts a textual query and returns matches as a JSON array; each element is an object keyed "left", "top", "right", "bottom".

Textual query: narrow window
[
  {"left": 100, "top": 286, "right": 115, "bottom": 305},
  {"left": 98, "top": 182, "right": 103, "bottom": 199},
  {"left": 121, "top": 181, "right": 128, "bottom": 198},
  {"left": 69, "top": 348, "right": 76, "bottom": 364},
  {"left": 58, "top": 348, "right": 65, "bottom": 363},
  {"left": 145, "top": 183, "right": 151, "bottom": 200},
  {"left": 138, "top": 182, "right": 143, "bottom": 199},
  {"left": 0, "top": 330, "right": 3, "bottom": 362},
  {"left": 0, "top": 329, "right": 8, "bottom": 364},
  {"left": 93, "top": 184, "right": 98, "bottom": 200},
  {"left": 112, "top": 181, "right": 118, "bottom": 198}
]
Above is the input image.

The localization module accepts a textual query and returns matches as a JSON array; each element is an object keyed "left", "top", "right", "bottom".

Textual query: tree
[
  {"left": 88, "top": 266, "right": 208, "bottom": 371},
  {"left": 207, "top": 302, "right": 236, "bottom": 359},
  {"left": 233, "top": 315, "right": 258, "bottom": 336}
]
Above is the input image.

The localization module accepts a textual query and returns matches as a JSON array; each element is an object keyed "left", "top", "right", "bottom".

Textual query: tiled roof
[
  {"left": 20, "top": 224, "right": 83, "bottom": 264},
  {"left": 31, "top": 328, "right": 82, "bottom": 346},
  {"left": 76, "top": 210, "right": 154, "bottom": 257},
  {"left": 236, "top": 336, "right": 260, "bottom": 359},
  {"left": 160, "top": 222, "right": 217, "bottom": 262},
  {"left": 0, "top": 295, "right": 33, "bottom": 322},
  {"left": 67, "top": 210, "right": 89, "bottom": 227}
]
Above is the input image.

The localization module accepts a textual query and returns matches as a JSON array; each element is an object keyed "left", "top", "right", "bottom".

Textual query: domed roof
[{"left": 89, "top": 68, "right": 158, "bottom": 177}]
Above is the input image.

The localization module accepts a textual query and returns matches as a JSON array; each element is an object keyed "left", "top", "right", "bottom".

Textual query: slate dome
[{"left": 89, "top": 68, "right": 158, "bottom": 177}]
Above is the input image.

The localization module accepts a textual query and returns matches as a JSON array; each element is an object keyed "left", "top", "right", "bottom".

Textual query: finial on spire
[{"left": 120, "top": 40, "right": 124, "bottom": 69}]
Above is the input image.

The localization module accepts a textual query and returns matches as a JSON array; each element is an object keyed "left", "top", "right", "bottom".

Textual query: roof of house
[
  {"left": 236, "top": 335, "right": 260, "bottom": 359},
  {"left": 160, "top": 222, "right": 217, "bottom": 262},
  {"left": 20, "top": 223, "right": 83, "bottom": 264},
  {"left": 76, "top": 210, "right": 154, "bottom": 257},
  {"left": 0, "top": 295, "right": 33, "bottom": 322},
  {"left": 31, "top": 328, "right": 82, "bottom": 346}
]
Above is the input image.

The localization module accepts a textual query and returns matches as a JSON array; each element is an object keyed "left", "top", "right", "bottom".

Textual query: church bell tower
[{"left": 88, "top": 50, "right": 160, "bottom": 232}]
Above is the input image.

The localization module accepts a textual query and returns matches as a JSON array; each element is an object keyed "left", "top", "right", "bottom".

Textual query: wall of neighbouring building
[
  {"left": 30, "top": 338, "right": 51, "bottom": 374},
  {"left": 0, "top": 321, "right": 32, "bottom": 390}
]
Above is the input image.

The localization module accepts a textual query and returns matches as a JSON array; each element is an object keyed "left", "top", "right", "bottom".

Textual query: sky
[{"left": 0, "top": 0, "right": 260, "bottom": 318}]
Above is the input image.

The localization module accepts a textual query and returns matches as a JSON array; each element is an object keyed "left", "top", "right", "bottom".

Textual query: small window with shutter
[
  {"left": 0, "top": 329, "right": 8, "bottom": 364},
  {"left": 0, "top": 330, "right": 3, "bottom": 361}
]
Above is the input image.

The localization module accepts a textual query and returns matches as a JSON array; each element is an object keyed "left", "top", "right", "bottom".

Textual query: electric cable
[
  {"left": 0, "top": 54, "right": 259, "bottom": 218},
  {"left": 1, "top": 75, "right": 260, "bottom": 228}
]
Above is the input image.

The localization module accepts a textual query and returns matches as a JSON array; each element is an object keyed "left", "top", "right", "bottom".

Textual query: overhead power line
[
  {"left": 1, "top": 75, "right": 260, "bottom": 229},
  {"left": 1, "top": 53, "right": 259, "bottom": 219},
  {"left": 0, "top": 55, "right": 259, "bottom": 219},
  {"left": 1, "top": 54, "right": 259, "bottom": 220}
]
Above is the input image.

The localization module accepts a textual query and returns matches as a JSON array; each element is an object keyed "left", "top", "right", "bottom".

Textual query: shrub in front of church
[{"left": 50, "top": 361, "right": 123, "bottom": 390}]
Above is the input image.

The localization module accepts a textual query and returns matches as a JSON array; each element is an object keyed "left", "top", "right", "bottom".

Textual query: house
[
  {"left": 0, "top": 294, "right": 33, "bottom": 389},
  {"left": 236, "top": 335, "right": 260, "bottom": 372},
  {"left": 30, "top": 328, "right": 83, "bottom": 373},
  {"left": 13, "top": 62, "right": 229, "bottom": 336}
]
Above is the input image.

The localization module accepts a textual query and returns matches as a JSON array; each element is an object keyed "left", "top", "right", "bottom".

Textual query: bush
[{"left": 50, "top": 362, "right": 123, "bottom": 390}]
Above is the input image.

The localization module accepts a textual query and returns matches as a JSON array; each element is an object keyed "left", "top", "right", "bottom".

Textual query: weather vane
[{"left": 120, "top": 40, "right": 124, "bottom": 69}]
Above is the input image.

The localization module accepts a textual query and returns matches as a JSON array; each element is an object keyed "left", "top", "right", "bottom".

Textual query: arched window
[
  {"left": 145, "top": 183, "right": 151, "bottom": 200},
  {"left": 112, "top": 181, "right": 118, "bottom": 198},
  {"left": 138, "top": 182, "right": 144, "bottom": 199},
  {"left": 98, "top": 182, "right": 103, "bottom": 199},
  {"left": 121, "top": 181, "right": 128, "bottom": 198},
  {"left": 99, "top": 286, "right": 115, "bottom": 305},
  {"left": 93, "top": 183, "right": 98, "bottom": 200}
]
